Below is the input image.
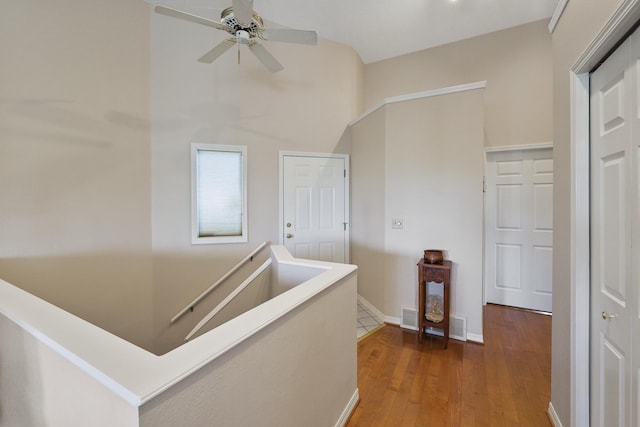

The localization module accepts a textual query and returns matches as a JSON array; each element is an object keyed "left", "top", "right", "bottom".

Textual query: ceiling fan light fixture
[{"left": 236, "top": 30, "right": 250, "bottom": 44}]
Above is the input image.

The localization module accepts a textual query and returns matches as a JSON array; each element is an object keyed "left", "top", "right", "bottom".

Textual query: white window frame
[{"left": 191, "top": 143, "right": 248, "bottom": 245}]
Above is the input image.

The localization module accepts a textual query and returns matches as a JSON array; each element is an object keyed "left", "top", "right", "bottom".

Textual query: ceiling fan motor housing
[
  {"left": 154, "top": 3, "right": 317, "bottom": 73},
  {"left": 221, "top": 6, "right": 263, "bottom": 37}
]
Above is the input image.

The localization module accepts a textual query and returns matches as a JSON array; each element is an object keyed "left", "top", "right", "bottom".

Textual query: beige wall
[
  {"left": 0, "top": 1, "right": 364, "bottom": 355},
  {"left": 0, "top": 0, "right": 154, "bottom": 350},
  {"left": 350, "top": 107, "right": 386, "bottom": 310},
  {"left": 550, "top": 0, "right": 621, "bottom": 425},
  {"left": 149, "top": 8, "right": 364, "bottom": 353},
  {"left": 384, "top": 90, "right": 484, "bottom": 334},
  {"left": 364, "top": 19, "right": 552, "bottom": 148},
  {"left": 350, "top": 88, "right": 485, "bottom": 338}
]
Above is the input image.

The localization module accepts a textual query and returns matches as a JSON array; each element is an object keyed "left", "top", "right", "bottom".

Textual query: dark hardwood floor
[{"left": 347, "top": 304, "right": 552, "bottom": 427}]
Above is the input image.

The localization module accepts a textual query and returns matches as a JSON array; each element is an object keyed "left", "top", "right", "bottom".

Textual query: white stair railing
[
  {"left": 185, "top": 258, "right": 272, "bottom": 341},
  {"left": 171, "top": 241, "right": 269, "bottom": 324}
]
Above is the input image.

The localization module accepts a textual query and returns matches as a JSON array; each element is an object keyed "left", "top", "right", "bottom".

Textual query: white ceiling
[{"left": 152, "top": 0, "right": 560, "bottom": 64}]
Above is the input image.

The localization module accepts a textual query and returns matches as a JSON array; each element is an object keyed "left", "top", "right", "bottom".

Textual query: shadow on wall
[
  {"left": 334, "top": 125, "right": 351, "bottom": 155},
  {"left": 152, "top": 250, "right": 273, "bottom": 355},
  {"left": 0, "top": 248, "right": 274, "bottom": 357},
  {"left": 0, "top": 252, "right": 155, "bottom": 353},
  {"left": 0, "top": 316, "right": 45, "bottom": 426}
]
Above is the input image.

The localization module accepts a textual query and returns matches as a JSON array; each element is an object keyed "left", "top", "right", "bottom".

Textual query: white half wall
[
  {"left": 0, "top": 314, "right": 138, "bottom": 427},
  {"left": 0, "top": 246, "right": 358, "bottom": 427},
  {"left": 140, "top": 267, "right": 358, "bottom": 427}
]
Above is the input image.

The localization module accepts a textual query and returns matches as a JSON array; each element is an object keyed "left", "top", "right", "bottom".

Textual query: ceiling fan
[{"left": 155, "top": 0, "right": 318, "bottom": 73}]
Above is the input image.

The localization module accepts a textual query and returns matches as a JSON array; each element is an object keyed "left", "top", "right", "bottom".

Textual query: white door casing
[
  {"left": 280, "top": 153, "right": 349, "bottom": 263},
  {"left": 589, "top": 31, "right": 639, "bottom": 427},
  {"left": 484, "top": 147, "right": 554, "bottom": 312},
  {"left": 567, "top": 1, "right": 640, "bottom": 424},
  {"left": 633, "top": 45, "right": 640, "bottom": 427}
]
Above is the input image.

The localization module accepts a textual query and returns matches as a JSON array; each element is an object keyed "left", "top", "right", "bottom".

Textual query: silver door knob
[
  {"left": 602, "top": 311, "right": 617, "bottom": 320},
  {"left": 286, "top": 233, "right": 294, "bottom": 239}
]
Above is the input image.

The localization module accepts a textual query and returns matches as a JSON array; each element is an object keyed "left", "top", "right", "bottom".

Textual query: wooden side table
[{"left": 417, "top": 259, "right": 451, "bottom": 349}]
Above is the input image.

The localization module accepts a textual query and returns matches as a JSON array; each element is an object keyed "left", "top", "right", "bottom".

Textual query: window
[{"left": 191, "top": 143, "right": 247, "bottom": 244}]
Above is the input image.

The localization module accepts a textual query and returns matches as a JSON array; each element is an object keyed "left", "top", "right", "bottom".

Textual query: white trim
[
  {"left": 569, "top": 72, "right": 591, "bottom": 427},
  {"left": 191, "top": 143, "right": 248, "bottom": 245},
  {"left": 548, "top": 0, "right": 569, "bottom": 33},
  {"left": 483, "top": 146, "right": 554, "bottom": 314},
  {"left": 466, "top": 332, "right": 484, "bottom": 344},
  {"left": 382, "top": 312, "right": 477, "bottom": 336},
  {"left": 335, "top": 388, "right": 359, "bottom": 427},
  {"left": 349, "top": 81, "right": 487, "bottom": 127},
  {"left": 171, "top": 241, "right": 269, "bottom": 323},
  {"left": 484, "top": 142, "right": 553, "bottom": 153},
  {"left": 185, "top": 258, "right": 272, "bottom": 341},
  {"left": 278, "top": 151, "right": 351, "bottom": 263},
  {"left": 349, "top": 100, "right": 386, "bottom": 128},
  {"left": 279, "top": 150, "right": 349, "bottom": 159},
  {"left": 357, "top": 294, "right": 385, "bottom": 324},
  {"left": 572, "top": 0, "right": 640, "bottom": 74},
  {"left": 548, "top": 402, "right": 564, "bottom": 427},
  {"left": 566, "top": 2, "right": 640, "bottom": 426},
  {"left": 384, "top": 315, "right": 401, "bottom": 325}
]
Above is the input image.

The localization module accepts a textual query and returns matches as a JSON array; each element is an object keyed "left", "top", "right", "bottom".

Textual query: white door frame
[
  {"left": 568, "top": 1, "right": 640, "bottom": 425},
  {"left": 483, "top": 143, "right": 553, "bottom": 308},
  {"left": 278, "top": 151, "right": 350, "bottom": 262}
]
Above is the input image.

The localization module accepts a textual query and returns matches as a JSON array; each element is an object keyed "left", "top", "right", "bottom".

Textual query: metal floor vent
[
  {"left": 449, "top": 315, "right": 467, "bottom": 341},
  {"left": 400, "top": 306, "right": 418, "bottom": 330}
]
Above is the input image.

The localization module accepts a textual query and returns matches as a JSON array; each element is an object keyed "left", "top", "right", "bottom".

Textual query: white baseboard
[
  {"left": 466, "top": 332, "right": 484, "bottom": 344},
  {"left": 335, "top": 388, "right": 359, "bottom": 427},
  {"left": 547, "top": 402, "right": 563, "bottom": 427},
  {"left": 384, "top": 315, "right": 401, "bottom": 325}
]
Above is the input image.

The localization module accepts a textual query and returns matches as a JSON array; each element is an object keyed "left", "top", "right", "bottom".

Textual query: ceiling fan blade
[
  {"left": 155, "top": 5, "right": 228, "bottom": 31},
  {"left": 198, "top": 39, "right": 236, "bottom": 63},
  {"left": 232, "top": 0, "right": 254, "bottom": 27},
  {"left": 261, "top": 29, "right": 318, "bottom": 45},
  {"left": 249, "top": 43, "right": 284, "bottom": 73}
]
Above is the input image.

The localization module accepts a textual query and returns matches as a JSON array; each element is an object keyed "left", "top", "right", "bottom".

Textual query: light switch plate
[{"left": 392, "top": 218, "right": 403, "bottom": 229}]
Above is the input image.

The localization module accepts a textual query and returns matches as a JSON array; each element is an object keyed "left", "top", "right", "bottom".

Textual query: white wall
[
  {"left": 350, "top": 87, "right": 485, "bottom": 339},
  {"left": 0, "top": 313, "right": 139, "bottom": 427}
]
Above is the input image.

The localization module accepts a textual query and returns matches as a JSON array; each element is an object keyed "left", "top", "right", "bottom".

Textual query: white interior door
[
  {"left": 281, "top": 154, "right": 349, "bottom": 263},
  {"left": 484, "top": 148, "right": 553, "bottom": 312},
  {"left": 590, "top": 31, "right": 639, "bottom": 427}
]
